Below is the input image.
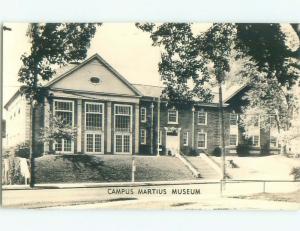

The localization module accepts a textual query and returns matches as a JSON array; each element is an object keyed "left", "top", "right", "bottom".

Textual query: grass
[
  {"left": 34, "top": 154, "right": 195, "bottom": 183},
  {"left": 231, "top": 189, "right": 300, "bottom": 203},
  {"left": 211, "top": 155, "right": 300, "bottom": 180}
]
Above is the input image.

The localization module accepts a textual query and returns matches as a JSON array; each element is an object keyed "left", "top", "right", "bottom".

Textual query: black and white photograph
[{"left": 1, "top": 22, "right": 300, "bottom": 210}]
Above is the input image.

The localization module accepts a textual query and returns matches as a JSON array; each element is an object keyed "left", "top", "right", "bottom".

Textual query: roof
[
  {"left": 44, "top": 53, "right": 142, "bottom": 96},
  {"left": 224, "top": 85, "right": 249, "bottom": 103},
  {"left": 133, "top": 83, "right": 224, "bottom": 104},
  {"left": 132, "top": 84, "right": 163, "bottom": 98},
  {"left": 4, "top": 53, "right": 247, "bottom": 109},
  {"left": 4, "top": 89, "right": 21, "bottom": 110}
]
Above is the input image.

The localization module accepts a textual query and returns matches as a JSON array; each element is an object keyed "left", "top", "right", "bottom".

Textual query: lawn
[
  {"left": 211, "top": 155, "right": 300, "bottom": 180},
  {"left": 34, "top": 154, "right": 195, "bottom": 183},
  {"left": 231, "top": 189, "right": 300, "bottom": 203}
]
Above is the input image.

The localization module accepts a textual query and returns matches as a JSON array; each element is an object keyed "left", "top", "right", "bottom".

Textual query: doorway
[{"left": 166, "top": 129, "right": 180, "bottom": 156}]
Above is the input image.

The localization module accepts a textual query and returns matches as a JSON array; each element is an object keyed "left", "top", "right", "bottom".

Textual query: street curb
[{"left": 2, "top": 179, "right": 221, "bottom": 190}]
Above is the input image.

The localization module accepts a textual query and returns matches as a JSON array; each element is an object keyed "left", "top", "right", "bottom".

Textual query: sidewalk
[{"left": 2, "top": 179, "right": 220, "bottom": 190}]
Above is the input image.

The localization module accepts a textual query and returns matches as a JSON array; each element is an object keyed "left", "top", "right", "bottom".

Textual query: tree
[
  {"left": 235, "top": 24, "right": 300, "bottom": 153},
  {"left": 137, "top": 23, "right": 237, "bottom": 181},
  {"left": 136, "top": 23, "right": 214, "bottom": 105},
  {"left": 40, "top": 116, "right": 77, "bottom": 151},
  {"left": 18, "top": 23, "right": 101, "bottom": 187}
]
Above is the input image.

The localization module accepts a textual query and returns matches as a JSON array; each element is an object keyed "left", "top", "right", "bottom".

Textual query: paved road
[{"left": 2, "top": 184, "right": 300, "bottom": 210}]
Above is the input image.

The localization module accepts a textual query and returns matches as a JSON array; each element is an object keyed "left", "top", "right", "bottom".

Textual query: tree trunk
[{"left": 29, "top": 102, "right": 36, "bottom": 187}]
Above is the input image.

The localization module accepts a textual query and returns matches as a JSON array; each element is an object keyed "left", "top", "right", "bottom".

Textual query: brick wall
[
  {"left": 35, "top": 96, "right": 276, "bottom": 156},
  {"left": 139, "top": 100, "right": 232, "bottom": 155}
]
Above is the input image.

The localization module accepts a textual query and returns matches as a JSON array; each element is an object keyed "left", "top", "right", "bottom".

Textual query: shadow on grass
[
  {"left": 55, "top": 155, "right": 105, "bottom": 172},
  {"left": 43, "top": 154, "right": 132, "bottom": 183}
]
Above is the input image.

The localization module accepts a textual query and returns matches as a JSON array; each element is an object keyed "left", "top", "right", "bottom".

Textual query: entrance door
[{"left": 166, "top": 131, "right": 180, "bottom": 155}]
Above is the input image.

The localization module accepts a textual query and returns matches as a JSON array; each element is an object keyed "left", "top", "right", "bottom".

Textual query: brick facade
[{"left": 5, "top": 54, "right": 278, "bottom": 156}]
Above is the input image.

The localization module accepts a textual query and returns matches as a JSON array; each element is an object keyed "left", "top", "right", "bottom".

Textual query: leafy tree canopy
[
  {"left": 18, "top": 23, "right": 101, "bottom": 102},
  {"left": 236, "top": 23, "right": 300, "bottom": 88},
  {"left": 136, "top": 23, "right": 238, "bottom": 106}
]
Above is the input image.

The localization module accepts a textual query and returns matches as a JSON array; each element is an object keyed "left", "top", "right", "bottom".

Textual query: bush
[
  {"left": 187, "top": 148, "right": 200, "bottom": 156},
  {"left": 15, "top": 142, "right": 30, "bottom": 159},
  {"left": 290, "top": 167, "right": 300, "bottom": 180},
  {"left": 236, "top": 144, "right": 250, "bottom": 157},
  {"left": 212, "top": 147, "right": 222, "bottom": 157},
  {"left": 2, "top": 149, "right": 10, "bottom": 158},
  {"left": 6, "top": 157, "right": 25, "bottom": 185},
  {"left": 181, "top": 146, "right": 191, "bottom": 155}
]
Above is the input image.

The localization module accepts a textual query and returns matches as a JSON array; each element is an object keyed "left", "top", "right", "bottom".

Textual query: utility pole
[
  {"left": 131, "top": 155, "right": 136, "bottom": 182},
  {"left": 0, "top": 24, "right": 4, "bottom": 207},
  {"left": 1, "top": 24, "right": 12, "bottom": 205},
  {"left": 218, "top": 80, "right": 226, "bottom": 194}
]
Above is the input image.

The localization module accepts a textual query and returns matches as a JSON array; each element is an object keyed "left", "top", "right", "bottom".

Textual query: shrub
[
  {"left": 212, "top": 147, "right": 222, "bottom": 157},
  {"left": 236, "top": 144, "right": 250, "bottom": 157},
  {"left": 188, "top": 148, "right": 200, "bottom": 156},
  {"left": 290, "top": 167, "right": 300, "bottom": 180},
  {"left": 15, "top": 142, "right": 30, "bottom": 159},
  {"left": 2, "top": 149, "right": 10, "bottom": 158},
  {"left": 181, "top": 146, "right": 191, "bottom": 155},
  {"left": 7, "top": 157, "right": 25, "bottom": 185}
]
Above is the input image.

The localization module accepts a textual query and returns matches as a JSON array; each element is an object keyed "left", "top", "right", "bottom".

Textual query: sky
[
  {"left": 2, "top": 23, "right": 215, "bottom": 107},
  {"left": 2, "top": 23, "right": 159, "bottom": 106},
  {"left": 2, "top": 23, "right": 299, "bottom": 118}
]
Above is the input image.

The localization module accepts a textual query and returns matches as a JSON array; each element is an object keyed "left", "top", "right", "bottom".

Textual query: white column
[
  {"left": 77, "top": 99, "right": 82, "bottom": 153},
  {"left": 135, "top": 104, "right": 140, "bottom": 154},
  {"left": 192, "top": 106, "right": 195, "bottom": 148},
  {"left": 43, "top": 98, "right": 50, "bottom": 154},
  {"left": 106, "top": 102, "right": 112, "bottom": 153},
  {"left": 150, "top": 102, "right": 154, "bottom": 155},
  {"left": 157, "top": 98, "right": 160, "bottom": 156}
]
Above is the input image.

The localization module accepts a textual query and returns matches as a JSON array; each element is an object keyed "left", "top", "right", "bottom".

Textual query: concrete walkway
[{"left": 2, "top": 179, "right": 219, "bottom": 190}]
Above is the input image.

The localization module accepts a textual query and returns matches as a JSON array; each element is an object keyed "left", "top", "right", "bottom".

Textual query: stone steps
[{"left": 185, "top": 156, "right": 220, "bottom": 179}]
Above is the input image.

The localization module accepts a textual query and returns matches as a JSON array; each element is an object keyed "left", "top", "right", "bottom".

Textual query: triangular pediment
[{"left": 46, "top": 54, "right": 141, "bottom": 97}]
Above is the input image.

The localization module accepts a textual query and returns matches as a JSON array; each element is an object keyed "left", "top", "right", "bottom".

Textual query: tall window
[
  {"left": 197, "top": 110, "right": 207, "bottom": 125},
  {"left": 115, "top": 105, "right": 131, "bottom": 132},
  {"left": 54, "top": 100, "right": 74, "bottom": 152},
  {"left": 251, "top": 135, "right": 260, "bottom": 147},
  {"left": 86, "top": 133, "right": 102, "bottom": 153},
  {"left": 183, "top": 132, "right": 189, "bottom": 146},
  {"left": 85, "top": 102, "right": 103, "bottom": 130},
  {"left": 230, "top": 113, "right": 237, "bottom": 126},
  {"left": 141, "top": 107, "right": 146, "bottom": 122},
  {"left": 168, "top": 109, "right": 178, "bottom": 124},
  {"left": 140, "top": 129, "right": 146, "bottom": 144},
  {"left": 115, "top": 134, "right": 130, "bottom": 153},
  {"left": 54, "top": 100, "right": 74, "bottom": 126},
  {"left": 114, "top": 104, "right": 132, "bottom": 154},
  {"left": 197, "top": 132, "right": 206, "bottom": 148},
  {"left": 229, "top": 134, "right": 237, "bottom": 146}
]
